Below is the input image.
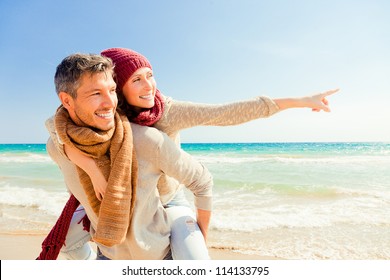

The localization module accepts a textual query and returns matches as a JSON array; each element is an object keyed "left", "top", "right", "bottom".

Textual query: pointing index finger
[{"left": 321, "top": 88, "right": 339, "bottom": 97}]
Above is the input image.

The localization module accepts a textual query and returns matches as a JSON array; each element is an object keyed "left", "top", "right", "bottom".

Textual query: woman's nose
[{"left": 143, "top": 78, "right": 153, "bottom": 90}]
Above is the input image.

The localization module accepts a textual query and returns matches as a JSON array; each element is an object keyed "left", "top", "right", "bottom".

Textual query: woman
[{"left": 46, "top": 47, "right": 338, "bottom": 260}]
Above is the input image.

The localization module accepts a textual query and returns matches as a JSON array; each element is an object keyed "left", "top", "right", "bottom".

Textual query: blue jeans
[
  {"left": 62, "top": 189, "right": 210, "bottom": 260},
  {"left": 164, "top": 188, "right": 210, "bottom": 260},
  {"left": 60, "top": 205, "right": 96, "bottom": 260}
]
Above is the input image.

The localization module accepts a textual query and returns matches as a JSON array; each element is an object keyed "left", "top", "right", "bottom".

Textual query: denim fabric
[
  {"left": 60, "top": 205, "right": 96, "bottom": 260},
  {"left": 62, "top": 190, "right": 209, "bottom": 260},
  {"left": 165, "top": 189, "right": 210, "bottom": 260}
]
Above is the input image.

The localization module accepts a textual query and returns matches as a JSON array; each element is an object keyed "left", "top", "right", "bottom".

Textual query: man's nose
[{"left": 102, "top": 91, "right": 116, "bottom": 107}]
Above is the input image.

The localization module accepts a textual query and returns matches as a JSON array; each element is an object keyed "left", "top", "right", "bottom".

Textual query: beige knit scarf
[{"left": 54, "top": 106, "right": 137, "bottom": 247}]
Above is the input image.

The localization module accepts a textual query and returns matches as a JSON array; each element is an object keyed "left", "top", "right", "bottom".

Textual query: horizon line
[{"left": 1, "top": 141, "right": 389, "bottom": 145}]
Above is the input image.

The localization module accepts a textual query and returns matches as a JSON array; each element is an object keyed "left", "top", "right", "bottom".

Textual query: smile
[
  {"left": 139, "top": 94, "right": 153, "bottom": 100},
  {"left": 96, "top": 111, "right": 114, "bottom": 119}
]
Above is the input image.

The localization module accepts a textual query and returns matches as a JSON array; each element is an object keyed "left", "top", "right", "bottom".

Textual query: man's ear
[{"left": 58, "top": 92, "right": 74, "bottom": 110}]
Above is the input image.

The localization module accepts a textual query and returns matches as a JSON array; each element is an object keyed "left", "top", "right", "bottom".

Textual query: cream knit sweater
[{"left": 46, "top": 121, "right": 213, "bottom": 260}]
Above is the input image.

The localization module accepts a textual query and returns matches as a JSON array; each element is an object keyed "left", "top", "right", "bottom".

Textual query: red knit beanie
[{"left": 101, "top": 48, "right": 152, "bottom": 92}]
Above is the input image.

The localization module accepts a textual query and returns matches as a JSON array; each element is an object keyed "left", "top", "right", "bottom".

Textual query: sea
[{"left": 1, "top": 142, "right": 389, "bottom": 260}]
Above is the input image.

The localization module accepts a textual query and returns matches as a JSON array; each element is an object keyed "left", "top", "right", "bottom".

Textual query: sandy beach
[{"left": 0, "top": 232, "right": 279, "bottom": 260}]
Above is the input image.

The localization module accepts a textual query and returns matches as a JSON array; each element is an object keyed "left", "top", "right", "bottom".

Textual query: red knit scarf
[{"left": 36, "top": 194, "right": 90, "bottom": 260}]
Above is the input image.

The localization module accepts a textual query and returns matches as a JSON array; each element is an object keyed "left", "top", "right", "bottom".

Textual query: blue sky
[{"left": 0, "top": 0, "right": 389, "bottom": 143}]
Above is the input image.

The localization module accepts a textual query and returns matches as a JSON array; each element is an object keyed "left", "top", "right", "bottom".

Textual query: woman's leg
[
  {"left": 60, "top": 205, "right": 96, "bottom": 260},
  {"left": 165, "top": 189, "right": 210, "bottom": 260}
]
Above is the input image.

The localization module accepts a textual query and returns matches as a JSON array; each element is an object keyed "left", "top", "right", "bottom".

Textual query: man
[{"left": 44, "top": 53, "right": 212, "bottom": 259}]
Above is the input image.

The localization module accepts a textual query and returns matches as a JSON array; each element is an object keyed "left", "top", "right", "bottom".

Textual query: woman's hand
[
  {"left": 273, "top": 88, "right": 339, "bottom": 112},
  {"left": 90, "top": 170, "right": 107, "bottom": 201},
  {"left": 305, "top": 88, "right": 339, "bottom": 112}
]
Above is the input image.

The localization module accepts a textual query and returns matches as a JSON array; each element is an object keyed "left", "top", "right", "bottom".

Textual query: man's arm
[
  {"left": 196, "top": 208, "right": 211, "bottom": 241},
  {"left": 143, "top": 126, "right": 213, "bottom": 240}
]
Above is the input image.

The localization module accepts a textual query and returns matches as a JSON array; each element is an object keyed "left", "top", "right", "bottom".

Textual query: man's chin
[{"left": 95, "top": 120, "right": 115, "bottom": 131}]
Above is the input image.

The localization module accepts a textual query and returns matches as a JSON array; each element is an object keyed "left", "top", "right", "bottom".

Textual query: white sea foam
[
  {"left": 0, "top": 185, "right": 68, "bottom": 216},
  {"left": 0, "top": 153, "right": 52, "bottom": 163},
  {"left": 210, "top": 184, "right": 390, "bottom": 233},
  {"left": 212, "top": 221, "right": 390, "bottom": 259}
]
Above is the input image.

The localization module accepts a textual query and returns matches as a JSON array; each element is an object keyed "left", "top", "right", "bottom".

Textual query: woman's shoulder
[{"left": 161, "top": 94, "right": 173, "bottom": 103}]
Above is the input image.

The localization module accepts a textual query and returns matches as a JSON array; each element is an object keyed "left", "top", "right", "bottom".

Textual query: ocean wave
[
  {"left": 210, "top": 185, "right": 390, "bottom": 232},
  {"left": 0, "top": 185, "right": 69, "bottom": 216},
  {"left": 211, "top": 206, "right": 390, "bottom": 232},
  {"left": 193, "top": 155, "right": 390, "bottom": 165},
  {"left": 0, "top": 153, "right": 52, "bottom": 163},
  {"left": 210, "top": 224, "right": 390, "bottom": 259}
]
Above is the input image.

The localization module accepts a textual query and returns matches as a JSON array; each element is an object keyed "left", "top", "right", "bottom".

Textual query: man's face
[{"left": 61, "top": 71, "right": 118, "bottom": 131}]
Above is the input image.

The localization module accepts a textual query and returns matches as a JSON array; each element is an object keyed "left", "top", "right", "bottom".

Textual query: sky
[{"left": 0, "top": 0, "right": 389, "bottom": 143}]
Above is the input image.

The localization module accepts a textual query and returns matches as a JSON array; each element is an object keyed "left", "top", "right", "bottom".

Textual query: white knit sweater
[{"left": 46, "top": 121, "right": 213, "bottom": 260}]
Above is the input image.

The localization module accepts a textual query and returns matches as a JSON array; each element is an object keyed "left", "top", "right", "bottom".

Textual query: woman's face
[{"left": 121, "top": 67, "right": 156, "bottom": 111}]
